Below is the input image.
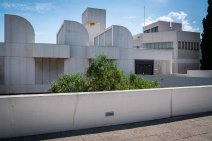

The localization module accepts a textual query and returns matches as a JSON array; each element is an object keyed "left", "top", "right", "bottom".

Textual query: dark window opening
[
  {"left": 135, "top": 60, "right": 154, "bottom": 75},
  {"left": 90, "top": 22, "right": 95, "bottom": 26}
]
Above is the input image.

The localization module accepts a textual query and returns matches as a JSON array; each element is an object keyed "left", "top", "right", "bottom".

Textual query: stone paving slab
[{"left": 1, "top": 112, "right": 212, "bottom": 141}]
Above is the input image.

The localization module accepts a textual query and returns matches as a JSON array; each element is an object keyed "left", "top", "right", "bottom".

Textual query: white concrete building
[
  {"left": 0, "top": 8, "right": 200, "bottom": 93},
  {"left": 133, "top": 21, "right": 200, "bottom": 74}
]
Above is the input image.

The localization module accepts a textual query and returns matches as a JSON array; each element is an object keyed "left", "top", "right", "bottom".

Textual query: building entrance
[{"left": 135, "top": 60, "right": 154, "bottom": 75}]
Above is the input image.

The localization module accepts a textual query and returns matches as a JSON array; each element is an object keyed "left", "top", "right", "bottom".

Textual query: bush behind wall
[{"left": 49, "top": 55, "right": 159, "bottom": 93}]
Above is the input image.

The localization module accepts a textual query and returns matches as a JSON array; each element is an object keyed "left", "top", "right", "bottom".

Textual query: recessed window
[
  {"left": 90, "top": 22, "right": 95, "bottom": 26},
  {"left": 185, "top": 42, "right": 187, "bottom": 49},
  {"left": 197, "top": 42, "right": 199, "bottom": 50},
  {"left": 178, "top": 41, "right": 181, "bottom": 49},
  {"left": 188, "top": 42, "right": 190, "bottom": 50},
  {"left": 191, "top": 42, "right": 194, "bottom": 50},
  {"left": 193, "top": 42, "right": 196, "bottom": 50}
]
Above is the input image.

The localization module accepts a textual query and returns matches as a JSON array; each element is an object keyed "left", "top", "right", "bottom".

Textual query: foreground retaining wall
[{"left": 0, "top": 85, "right": 212, "bottom": 138}]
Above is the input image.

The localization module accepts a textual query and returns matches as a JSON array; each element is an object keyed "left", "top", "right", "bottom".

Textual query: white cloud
[
  {"left": 143, "top": 11, "right": 199, "bottom": 32},
  {"left": 1, "top": 2, "right": 54, "bottom": 13}
]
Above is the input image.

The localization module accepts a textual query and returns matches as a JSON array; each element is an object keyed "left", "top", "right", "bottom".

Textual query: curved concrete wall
[
  {"left": 57, "top": 20, "right": 89, "bottom": 46},
  {"left": 113, "top": 25, "right": 133, "bottom": 48},
  {"left": 94, "top": 25, "right": 133, "bottom": 48},
  {"left": 5, "top": 14, "right": 35, "bottom": 43}
]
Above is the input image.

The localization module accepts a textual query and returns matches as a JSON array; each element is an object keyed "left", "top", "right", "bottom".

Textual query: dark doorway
[{"left": 135, "top": 60, "right": 154, "bottom": 75}]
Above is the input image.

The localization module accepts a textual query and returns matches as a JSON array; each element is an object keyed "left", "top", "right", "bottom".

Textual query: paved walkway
[{"left": 2, "top": 112, "right": 212, "bottom": 141}]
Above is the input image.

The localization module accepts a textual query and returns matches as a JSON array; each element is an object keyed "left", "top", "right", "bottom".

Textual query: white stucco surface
[
  {"left": 172, "top": 86, "right": 212, "bottom": 116},
  {"left": 5, "top": 14, "right": 35, "bottom": 43},
  {"left": 0, "top": 86, "right": 212, "bottom": 138},
  {"left": 187, "top": 70, "right": 212, "bottom": 77}
]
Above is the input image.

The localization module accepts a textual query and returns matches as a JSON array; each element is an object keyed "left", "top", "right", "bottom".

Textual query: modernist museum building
[{"left": 0, "top": 8, "right": 200, "bottom": 93}]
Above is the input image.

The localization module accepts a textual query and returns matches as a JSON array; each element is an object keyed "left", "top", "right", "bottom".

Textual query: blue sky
[{"left": 0, "top": 0, "right": 208, "bottom": 43}]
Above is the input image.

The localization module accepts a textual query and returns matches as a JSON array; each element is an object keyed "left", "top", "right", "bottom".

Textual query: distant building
[
  {"left": 133, "top": 21, "right": 200, "bottom": 74},
  {"left": 0, "top": 8, "right": 200, "bottom": 94}
]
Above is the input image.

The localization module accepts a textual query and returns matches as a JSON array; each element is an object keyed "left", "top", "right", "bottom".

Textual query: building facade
[
  {"left": 133, "top": 21, "right": 200, "bottom": 74},
  {"left": 0, "top": 8, "right": 200, "bottom": 94}
]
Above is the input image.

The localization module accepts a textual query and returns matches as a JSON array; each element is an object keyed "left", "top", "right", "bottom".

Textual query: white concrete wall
[
  {"left": 57, "top": 21, "right": 89, "bottom": 46},
  {"left": 0, "top": 84, "right": 49, "bottom": 94},
  {"left": 177, "top": 31, "right": 200, "bottom": 42},
  {"left": 5, "top": 14, "right": 35, "bottom": 43},
  {"left": 87, "top": 46, "right": 120, "bottom": 59},
  {"left": 131, "top": 48, "right": 172, "bottom": 60},
  {"left": 142, "top": 75, "right": 212, "bottom": 88},
  {"left": 73, "top": 89, "right": 171, "bottom": 129},
  {"left": 35, "top": 58, "right": 64, "bottom": 84},
  {"left": 0, "top": 88, "right": 171, "bottom": 138},
  {"left": 95, "top": 25, "right": 133, "bottom": 48},
  {"left": 82, "top": 8, "right": 106, "bottom": 45},
  {"left": 33, "top": 43, "right": 70, "bottom": 58},
  {"left": 94, "top": 28, "right": 113, "bottom": 47},
  {"left": 172, "top": 86, "right": 212, "bottom": 116},
  {"left": 4, "top": 57, "right": 35, "bottom": 85},
  {"left": 143, "top": 21, "right": 182, "bottom": 32},
  {"left": 113, "top": 25, "right": 133, "bottom": 48},
  {"left": 0, "top": 94, "right": 77, "bottom": 138},
  {"left": 155, "top": 60, "right": 172, "bottom": 75},
  {"left": 176, "top": 31, "right": 200, "bottom": 71},
  {"left": 133, "top": 33, "right": 143, "bottom": 48},
  {"left": 142, "top": 31, "right": 176, "bottom": 43},
  {"left": 4, "top": 43, "right": 33, "bottom": 57},
  {"left": 64, "top": 58, "right": 89, "bottom": 74},
  {"left": 2, "top": 43, "right": 69, "bottom": 58},
  {"left": 158, "top": 21, "right": 182, "bottom": 32},
  {"left": 117, "top": 59, "right": 134, "bottom": 75},
  {"left": 187, "top": 70, "right": 212, "bottom": 78},
  {"left": 0, "top": 86, "right": 212, "bottom": 138}
]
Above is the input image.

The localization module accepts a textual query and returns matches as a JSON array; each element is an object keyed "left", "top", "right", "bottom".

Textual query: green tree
[
  {"left": 201, "top": 0, "right": 212, "bottom": 69},
  {"left": 86, "top": 54, "right": 129, "bottom": 91}
]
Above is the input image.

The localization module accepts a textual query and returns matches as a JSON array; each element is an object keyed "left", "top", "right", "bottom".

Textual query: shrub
[
  {"left": 86, "top": 54, "right": 129, "bottom": 91},
  {"left": 129, "top": 72, "right": 160, "bottom": 89},
  {"left": 49, "top": 73, "right": 88, "bottom": 93},
  {"left": 49, "top": 54, "right": 160, "bottom": 93}
]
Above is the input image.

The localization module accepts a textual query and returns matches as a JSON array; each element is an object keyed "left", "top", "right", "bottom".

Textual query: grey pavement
[{"left": 2, "top": 112, "right": 212, "bottom": 141}]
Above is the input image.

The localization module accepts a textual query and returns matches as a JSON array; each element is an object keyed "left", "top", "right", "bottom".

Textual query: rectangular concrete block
[
  {"left": 0, "top": 94, "right": 78, "bottom": 138},
  {"left": 73, "top": 89, "right": 171, "bottom": 129},
  {"left": 172, "top": 86, "right": 212, "bottom": 116},
  {"left": 87, "top": 46, "right": 120, "bottom": 59},
  {"left": 33, "top": 44, "right": 70, "bottom": 58}
]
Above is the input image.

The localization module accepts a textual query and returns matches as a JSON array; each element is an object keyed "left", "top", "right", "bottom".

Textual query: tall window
[
  {"left": 191, "top": 42, "right": 194, "bottom": 50},
  {"left": 197, "top": 42, "right": 199, "bottom": 50},
  {"left": 178, "top": 41, "right": 181, "bottom": 49},
  {"left": 188, "top": 42, "right": 190, "bottom": 50},
  {"left": 182, "top": 41, "right": 184, "bottom": 49},
  {"left": 185, "top": 42, "right": 187, "bottom": 49}
]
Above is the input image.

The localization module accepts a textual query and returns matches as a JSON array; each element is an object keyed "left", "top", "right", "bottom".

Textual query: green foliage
[
  {"left": 49, "top": 73, "right": 88, "bottom": 93},
  {"left": 49, "top": 54, "right": 160, "bottom": 93},
  {"left": 86, "top": 54, "right": 129, "bottom": 91},
  {"left": 129, "top": 72, "right": 160, "bottom": 89}
]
